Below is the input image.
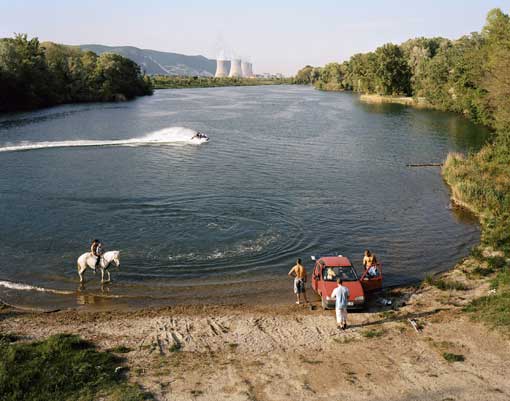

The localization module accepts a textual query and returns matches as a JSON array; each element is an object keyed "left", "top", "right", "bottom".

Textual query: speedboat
[{"left": 190, "top": 131, "right": 209, "bottom": 144}]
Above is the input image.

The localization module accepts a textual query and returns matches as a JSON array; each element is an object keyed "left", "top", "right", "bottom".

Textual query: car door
[
  {"left": 312, "top": 262, "right": 321, "bottom": 291},
  {"left": 360, "top": 263, "right": 383, "bottom": 293}
]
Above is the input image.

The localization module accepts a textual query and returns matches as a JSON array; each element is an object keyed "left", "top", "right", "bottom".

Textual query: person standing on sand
[
  {"left": 288, "top": 258, "right": 308, "bottom": 305},
  {"left": 330, "top": 278, "right": 350, "bottom": 330}
]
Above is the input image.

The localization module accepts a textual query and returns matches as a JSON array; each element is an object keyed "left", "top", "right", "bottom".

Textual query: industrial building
[
  {"left": 228, "top": 59, "right": 242, "bottom": 77},
  {"left": 215, "top": 57, "right": 254, "bottom": 78},
  {"left": 215, "top": 59, "right": 229, "bottom": 77},
  {"left": 241, "top": 61, "right": 254, "bottom": 78}
]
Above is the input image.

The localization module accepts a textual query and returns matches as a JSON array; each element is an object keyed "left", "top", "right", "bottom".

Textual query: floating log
[{"left": 406, "top": 163, "right": 443, "bottom": 167}]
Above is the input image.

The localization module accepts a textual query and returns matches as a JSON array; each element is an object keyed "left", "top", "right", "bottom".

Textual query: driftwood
[{"left": 406, "top": 163, "right": 443, "bottom": 167}]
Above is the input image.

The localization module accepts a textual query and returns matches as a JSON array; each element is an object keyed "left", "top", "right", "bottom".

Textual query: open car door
[{"left": 359, "top": 263, "right": 383, "bottom": 293}]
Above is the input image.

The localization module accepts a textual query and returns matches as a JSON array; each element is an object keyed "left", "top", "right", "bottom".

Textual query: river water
[{"left": 0, "top": 86, "right": 489, "bottom": 308}]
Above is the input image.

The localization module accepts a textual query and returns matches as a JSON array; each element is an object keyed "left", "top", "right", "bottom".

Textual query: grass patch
[
  {"left": 362, "top": 329, "right": 386, "bottom": 338},
  {"left": 0, "top": 333, "right": 149, "bottom": 401},
  {"left": 169, "top": 342, "right": 182, "bottom": 352},
  {"left": 470, "top": 247, "right": 484, "bottom": 260},
  {"left": 424, "top": 275, "right": 468, "bottom": 291},
  {"left": 0, "top": 333, "right": 19, "bottom": 343},
  {"left": 299, "top": 355, "right": 322, "bottom": 365},
  {"left": 108, "top": 345, "right": 132, "bottom": 354},
  {"left": 487, "top": 256, "right": 507, "bottom": 270},
  {"left": 464, "top": 291, "right": 510, "bottom": 329},
  {"left": 491, "top": 267, "right": 510, "bottom": 289},
  {"left": 442, "top": 352, "right": 465, "bottom": 362},
  {"left": 379, "top": 310, "right": 396, "bottom": 319},
  {"left": 470, "top": 265, "right": 495, "bottom": 278}
]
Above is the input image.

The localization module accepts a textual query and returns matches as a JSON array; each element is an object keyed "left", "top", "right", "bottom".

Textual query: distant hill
[{"left": 79, "top": 44, "right": 224, "bottom": 76}]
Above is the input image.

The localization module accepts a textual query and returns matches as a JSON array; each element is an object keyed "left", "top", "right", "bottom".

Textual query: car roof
[{"left": 319, "top": 256, "right": 352, "bottom": 267}]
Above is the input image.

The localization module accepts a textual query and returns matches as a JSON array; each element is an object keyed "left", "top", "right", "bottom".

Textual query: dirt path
[{"left": 1, "top": 262, "right": 509, "bottom": 401}]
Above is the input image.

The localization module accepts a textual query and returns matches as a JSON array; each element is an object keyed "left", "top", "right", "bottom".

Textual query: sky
[{"left": 1, "top": 0, "right": 510, "bottom": 75}]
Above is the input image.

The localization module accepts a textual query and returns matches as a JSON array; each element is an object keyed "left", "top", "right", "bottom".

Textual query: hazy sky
[{"left": 1, "top": 0, "right": 510, "bottom": 75}]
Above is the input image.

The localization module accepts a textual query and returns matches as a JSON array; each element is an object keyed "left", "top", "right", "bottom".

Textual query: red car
[{"left": 310, "top": 255, "right": 382, "bottom": 309}]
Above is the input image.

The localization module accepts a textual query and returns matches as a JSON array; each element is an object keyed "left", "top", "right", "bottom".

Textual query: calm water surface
[{"left": 0, "top": 86, "right": 489, "bottom": 307}]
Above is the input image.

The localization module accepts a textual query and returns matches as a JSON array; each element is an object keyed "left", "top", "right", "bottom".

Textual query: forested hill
[
  {"left": 80, "top": 44, "right": 219, "bottom": 76},
  {"left": 296, "top": 8, "right": 510, "bottom": 133},
  {"left": 0, "top": 35, "right": 153, "bottom": 112}
]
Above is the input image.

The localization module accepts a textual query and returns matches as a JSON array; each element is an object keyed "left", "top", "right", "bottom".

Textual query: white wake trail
[{"left": 0, "top": 126, "right": 208, "bottom": 153}]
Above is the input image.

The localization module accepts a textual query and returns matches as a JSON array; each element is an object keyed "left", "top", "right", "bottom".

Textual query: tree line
[
  {"left": 0, "top": 34, "right": 153, "bottom": 112},
  {"left": 151, "top": 75, "right": 294, "bottom": 89},
  {"left": 296, "top": 8, "right": 510, "bottom": 133}
]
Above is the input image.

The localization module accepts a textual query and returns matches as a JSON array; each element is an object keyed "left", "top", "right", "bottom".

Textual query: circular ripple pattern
[{"left": 113, "top": 194, "right": 310, "bottom": 280}]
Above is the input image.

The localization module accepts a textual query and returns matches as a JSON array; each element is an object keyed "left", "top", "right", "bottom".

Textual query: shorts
[
  {"left": 294, "top": 278, "right": 305, "bottom": 294},
  {"left": 336, "top": 308, "right": 348, "bottom": 324}
]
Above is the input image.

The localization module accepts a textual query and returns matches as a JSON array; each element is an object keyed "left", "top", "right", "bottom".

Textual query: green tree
[
  {"left": 0, "top": 34, "right": 52, "bottom": 111},
  {"left": 373, "top": 43, "right": 411, "bottom": 95},
  {"left": 295, "top": 65, "right": 314, "bottom": 84},
  {"left": 483, "top": 8, "right": 510, "bottom": 132}
]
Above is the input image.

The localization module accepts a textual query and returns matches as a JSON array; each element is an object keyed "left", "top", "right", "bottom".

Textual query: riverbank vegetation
[
  {"left": 0, "top": 34, "right": 153, "bottom": 112},
  {"left": 0, "top": 333, "right": 149, "bottom": 400},
  {"left": 151, "top": 75, "right": 293, "bottom": 89},
  {"left": 297, "top": 8, "right": 510, "bottom": 130}
]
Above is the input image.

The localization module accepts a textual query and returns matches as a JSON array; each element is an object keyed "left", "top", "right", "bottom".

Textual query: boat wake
[{"left": 0, "top": 126, "right": 208, "bottom": 153}]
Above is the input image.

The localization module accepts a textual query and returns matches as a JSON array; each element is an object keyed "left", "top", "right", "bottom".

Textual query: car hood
[{"left": 322, "top": 281, "right": 365, "bottom": 299}]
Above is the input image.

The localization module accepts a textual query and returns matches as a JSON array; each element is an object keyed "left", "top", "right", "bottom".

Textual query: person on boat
[
  {"left": 288, "top": 258, "right": 309, "bottom": 305},
  {"left": 363, "top": 249, "right": 378, "bottom": 277},
  {"left": 90, "top": 239, "right": 104, "bottom": 269}
]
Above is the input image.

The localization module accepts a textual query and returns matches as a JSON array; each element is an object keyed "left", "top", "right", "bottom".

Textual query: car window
[{"left": 323, "top": 266, "right": 357, "bottom": 281}]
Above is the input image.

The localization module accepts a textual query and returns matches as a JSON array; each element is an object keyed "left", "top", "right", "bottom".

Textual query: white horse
[{"left": 77, "top": 251, "right": 120, "bottom": 283}]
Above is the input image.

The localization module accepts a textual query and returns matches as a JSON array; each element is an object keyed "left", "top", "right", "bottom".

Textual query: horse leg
[
  {"left": 107, "top": 270, "right": 111, "bottom": 282},
  {"left": 78, "top": 264, "right": 85, "bottom": 283},
  {"left": 100, "top": 268, "right": 105, "bottom": 283}
]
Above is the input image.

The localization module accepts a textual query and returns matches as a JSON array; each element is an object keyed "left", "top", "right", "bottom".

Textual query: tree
[
  {"left": 0, "top": 34, "right": 52, "bottom": 111},
  {"left": 374, "top": 44, "right": 411, "bottom": 95},
  {"left": 483, "top": 8, "right": 510, "bottom": 131},
  {"left": 295, "top": 65, "right": 314, "bottom": 84}
]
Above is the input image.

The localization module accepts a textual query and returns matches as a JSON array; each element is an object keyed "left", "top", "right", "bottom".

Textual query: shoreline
[{"left": 2, "top": 250, "right": 509, "bottom": 400}]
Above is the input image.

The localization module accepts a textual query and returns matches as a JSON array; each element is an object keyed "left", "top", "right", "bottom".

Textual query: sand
[{"left": 1, "top": 257, "right": 509, "bottom": 401}]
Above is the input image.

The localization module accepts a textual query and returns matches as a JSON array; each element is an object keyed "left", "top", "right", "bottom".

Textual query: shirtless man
[
  {"left": 288, "top": 258, "right": 309, "bottom": 305},
  {"left": 363, "top": 249, "right": 379, "bottom": 277}
]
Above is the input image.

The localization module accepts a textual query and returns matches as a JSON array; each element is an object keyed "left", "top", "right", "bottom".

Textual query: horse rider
[{"left": 90, "top": 239, "right": 104, "bottom": 269}]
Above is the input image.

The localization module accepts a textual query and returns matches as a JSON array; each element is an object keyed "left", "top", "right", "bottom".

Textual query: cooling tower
[
  {"left": 241, "top": 62, "right": 254, "bottom": 78},
  {"left": 229, "top": 59, "right": 242, "bottom": 77},
  {"left": 215, "top": 59, "right": 228, "bottom": 77}
]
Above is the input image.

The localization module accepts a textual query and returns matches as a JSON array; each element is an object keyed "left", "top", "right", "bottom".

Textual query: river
[{"left": 0, "top": 86, "right": 489, "bottom": 308}]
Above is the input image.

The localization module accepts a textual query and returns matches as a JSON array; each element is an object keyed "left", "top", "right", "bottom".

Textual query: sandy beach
[{"left": 1, "top": 255, "right": 509, "bottom": 401}]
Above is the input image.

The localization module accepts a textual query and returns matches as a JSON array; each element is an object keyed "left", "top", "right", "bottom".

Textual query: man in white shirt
[{"left": 330, "top": 278, "right": 350, "bottom": 329}]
